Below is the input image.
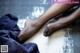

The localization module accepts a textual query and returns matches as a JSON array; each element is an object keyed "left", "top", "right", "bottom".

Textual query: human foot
[
  {"left": 18, "top": 19, "right": 42, "bottom": 42},
  {"left": 43, "top": 17, "right": 74, "bottom": 36},
  {"left": 43, "top": 7, "right": 80, "bottom": 36},
  {"left": 43, "top": 18, "right": 69, "bottom": 36},
  {"left": 43, "top": 17, "right": 79, "bottom": 36}
]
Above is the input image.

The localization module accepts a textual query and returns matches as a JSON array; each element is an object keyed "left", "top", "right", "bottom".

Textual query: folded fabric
[{"left": 0, "top": 14, "right": 40, "bottom": 53}]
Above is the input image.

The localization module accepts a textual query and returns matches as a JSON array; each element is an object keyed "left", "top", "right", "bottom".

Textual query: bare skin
[
  {"left": 44, "top": 7, "right": 80, "bottom": 36},
  {"left": 18, "top": 0, "right": 75, "bottom": 42}
]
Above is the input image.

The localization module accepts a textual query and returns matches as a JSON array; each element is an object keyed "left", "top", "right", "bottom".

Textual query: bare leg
[
  {"left": 43, "top": 7, "right": 80, "bottom": 36},
  {"left": 18, "top": 0, "right": 74, "bottom": 42}
]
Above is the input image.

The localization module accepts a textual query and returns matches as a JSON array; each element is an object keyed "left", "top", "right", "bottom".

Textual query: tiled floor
[{"left": 0, "top": 0, "right": 80, "bottom": 53}]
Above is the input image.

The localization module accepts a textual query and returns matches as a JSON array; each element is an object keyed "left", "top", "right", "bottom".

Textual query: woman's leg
[
  {"left": 43, "top": 7, "right": 80, "bottom": 36},
  {"left": 18, "top": 0, "right": 74, "bottom": 42}
]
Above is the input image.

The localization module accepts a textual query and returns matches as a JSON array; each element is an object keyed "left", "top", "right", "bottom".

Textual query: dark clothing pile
[{"left": 0, "top": 14, "right": 40, "bottom": 53}]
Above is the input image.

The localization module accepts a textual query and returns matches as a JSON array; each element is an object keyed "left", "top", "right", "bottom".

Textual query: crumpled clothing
[{"left": 0, "top": 14, "right": 40, "bottom": 53}]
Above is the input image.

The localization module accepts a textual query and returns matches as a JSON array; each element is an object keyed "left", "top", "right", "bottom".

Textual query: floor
[{"left": 0, "top": 0, "right": 80, "bottom": 53}]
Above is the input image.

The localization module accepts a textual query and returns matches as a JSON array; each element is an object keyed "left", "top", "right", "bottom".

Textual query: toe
[{"left": 43, "top": 26, "right": 52, "bottom": 36}]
